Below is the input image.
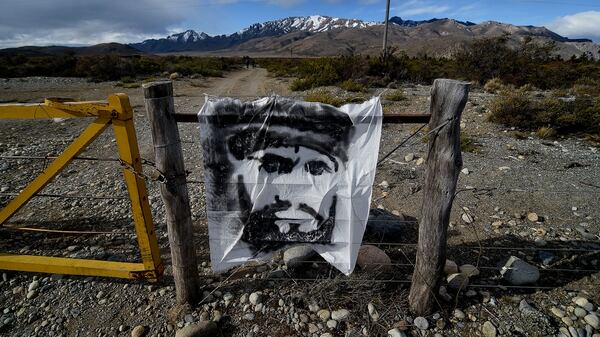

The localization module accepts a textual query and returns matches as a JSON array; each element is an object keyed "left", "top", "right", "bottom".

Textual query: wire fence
[{"left": 1, "top": 95, "right": 599, "bottom": 313}]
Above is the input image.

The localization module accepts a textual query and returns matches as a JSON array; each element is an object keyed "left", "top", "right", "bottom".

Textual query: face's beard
[{"left": 237, "top": 175, "right": 336, "bottom": 254}]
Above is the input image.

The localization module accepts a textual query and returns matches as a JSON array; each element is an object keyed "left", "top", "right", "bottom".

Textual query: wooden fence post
[
  {"left": 143, "top": 81, "right": 200, "bottom": 304},
  {"left": 408, "top": 79, "right": 470, "bottom": 315}
]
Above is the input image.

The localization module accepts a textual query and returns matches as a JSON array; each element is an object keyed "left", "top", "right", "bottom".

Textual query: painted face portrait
[{"left": 200, "top": 96, "right": 382, "bottom": 274}]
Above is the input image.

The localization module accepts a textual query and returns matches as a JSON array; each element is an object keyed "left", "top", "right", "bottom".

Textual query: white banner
[{"left": 198, "top": 96, "right": 382, "bottom": 275}]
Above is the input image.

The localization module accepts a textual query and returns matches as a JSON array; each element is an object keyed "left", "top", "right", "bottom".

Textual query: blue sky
[
  {"left": 1, "top": 0, "right": 599, "bottom": 47},
  {"left": 180, "top": 0, "right": 600, "bottom": 39}
]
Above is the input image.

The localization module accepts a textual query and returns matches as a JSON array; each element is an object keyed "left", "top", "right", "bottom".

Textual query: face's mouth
[
  {"left": 240, "top": 196, "right": 337, "bottom": 253},
  {"left": 274, "top": 218, "right": 320, "bottom": 233}
]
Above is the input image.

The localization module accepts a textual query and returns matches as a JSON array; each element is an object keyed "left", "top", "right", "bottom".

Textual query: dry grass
[{"left": 536, "top": 127, "right": 557, "bottom": 139}]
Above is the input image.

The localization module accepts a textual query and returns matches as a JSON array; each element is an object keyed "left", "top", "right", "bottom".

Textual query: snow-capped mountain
[
  {"left": 131, "top": 15, "right": 378, "bottom": 53},
  {"left": 237, "top": 15, "right": 376, "bottom": 36},
  {"left": 167, "top": 30, "right": 210, "bottom": 43}
]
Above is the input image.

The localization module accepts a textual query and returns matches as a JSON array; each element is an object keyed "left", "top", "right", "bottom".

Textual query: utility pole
[{"left": 382, "top": 0, "right": 391, "bottom": 54}]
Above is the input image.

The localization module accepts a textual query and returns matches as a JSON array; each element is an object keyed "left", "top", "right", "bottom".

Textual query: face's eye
[
  {"left": 258, "top": 153, "right": 295, "bottom": 174},
  {"left": 305, "top": 160, "right": 332, "bottom": 176}
]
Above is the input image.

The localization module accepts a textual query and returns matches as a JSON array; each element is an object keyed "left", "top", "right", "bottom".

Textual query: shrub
[
  {"left": 460, "top": 134, "right": 479, "bottom": 153},
  {"left": 488, "top": 87, "right": 600, "bottom": 135},
  {"left": 304, "top": 91, "right": 345, "bottom": 107},
  {"left": 484, "top": 78, "right": 506, "bottom": 93},
  {"left": 384, "top": 89, "right": 407, "bottom": 101},
  {"left": 304, "top": 91, "right": 365, "bottom": 107},
  {"left": 487, "top": 89, "right": 539, "bottom": 129},
  {"left": 339, "top": 79, "right": 366, "bottom": 92}
]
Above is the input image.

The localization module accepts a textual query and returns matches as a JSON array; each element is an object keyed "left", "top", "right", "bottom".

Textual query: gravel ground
[{"left": 0, "top": 75, "right": 599, "bottom": 337}]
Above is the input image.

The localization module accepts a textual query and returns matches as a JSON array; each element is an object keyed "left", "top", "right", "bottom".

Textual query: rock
[
  {"left": 461, "top": 213, "right": 474, "bottom": 224},
  {"left": 416, "top": 158, "right": 425, "bottom": 165},
  {"left": 331, "top": 309, "right": 349, "bottom": 321},
  {"left": 169, "top": 72, "right": 181, "bottom": 80},
  {"left": 459, "top": 264, "right": 480, "bottom": 277},
  {"left": 551, "top": 307, "right": 566, "bottom": 318},
  {"left": 519, "top": 300, "right": 536, "bottom": 314},
  {"left": 131, "top": 325, "right": 147, "bottom": 337},
  {"left": 574, "top": 307, "right": 587, "bottom": 318},
  {"left": 438, "top": 286, "right": 452, "bottom": 301},
  {"left": 326, "top": 319, "right": 337, "bottom": 329},
  {"left": 584, "top": 314, "right": 599, "bottom": 329},
  {"left": 387, "top": 328, "right": 406, "bottom": 337},
  {"left": 501, "top": 256, "right": 540, "bottom": 285},
  {"left": 356, "top": 245, "right": 391, "bottom": 272},
  {"left": 243, "top": 313, "right": 255, "bottom": 321},
  {"left": 212, "top": 310, "right": 222, "bottom": 322},
  {"left": 175, "top": 321, "right": 218, "bottom": 337},
  {"left": 308, "top": 323, "right": 318, "bottom": 334},
  {"left": 444, "top": 260, "right": 459, "bottom": 275},
  {"left": 404, "top": 153, "right": 414, "bottom": 162},
  {"left": 317, "top": 309, "right": 331, "bottom": 322},
  {"left": 482, "top": 321, "right": 497, "bottom": 337},
  {"left": 537, "top": 251, "right": 554, "bottom": 266},
  {"left": 447, "top": 273, "right": 469, "bottom": 290},
  {"left": 28, "top": 280, "right": 39, "bottom": 292},
  {"left": 562, "top": 316, "right": 574, "bottom": 326},
  {"left": 461, "top": 168, "right": 470, "bottom": 175},
  {"left": 320, "top": 333, "right": 333, "bottom": 337},
  {"left": 26, "top": 290, "right": 37, "bottom": 299},
  {"left": 239, "top": 293, "right": 248, "bottom": 304},
  {"left": 379, "top": 181, "right": 390, "bottom": 189},
  {"left": 453, "top": 309, "right": 466, "bottom": 320},
  {"left": 574, "top": 297, "right": 589, "bottom": 308},
  {"left": 249, "top": 292, "right": 262, "bottom": 305},
  {"left": 367, "top": 303, "right": 379, "bottom": 321},
  {"left": 527, "top": 212, "right": 539, "bottom": 222},
  {"left": 283, "top": 245, "right": 316, "bottom": 268},
  {"left": 414, "top": 316, "right": 428, "bottom": 330}
]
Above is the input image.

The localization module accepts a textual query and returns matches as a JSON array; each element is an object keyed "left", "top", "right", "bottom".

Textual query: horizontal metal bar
[
  {"left": 173, "top": 113, "right": 431, "bottom": 124},
  {"left": 0, "top": 254, "right": 149, "bottom": 279}
]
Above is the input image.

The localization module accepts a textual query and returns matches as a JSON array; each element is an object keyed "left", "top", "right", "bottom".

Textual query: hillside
[{"left": 0, "top": 42, "right": 142, "bottom": 56}]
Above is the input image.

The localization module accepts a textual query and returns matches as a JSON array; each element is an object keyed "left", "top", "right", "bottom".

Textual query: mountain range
[
  {"left": 2, "top": 15, "right": 598, "bottom": 59},
  {"left": 130, "top": 15, "right": 599, "bottom": 59}
]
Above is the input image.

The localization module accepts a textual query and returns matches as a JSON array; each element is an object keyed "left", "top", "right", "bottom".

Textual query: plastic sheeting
[{"left": 198, "top": 96, "right": 382, "bottom": 275}]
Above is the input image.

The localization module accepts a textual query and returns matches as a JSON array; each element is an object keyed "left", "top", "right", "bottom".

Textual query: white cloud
[
  {"left": 548, "top": 11, "right": 600, "bottom": 42},
  {"left": 395, "top": 0, "right": 450, "bottom": 17}
]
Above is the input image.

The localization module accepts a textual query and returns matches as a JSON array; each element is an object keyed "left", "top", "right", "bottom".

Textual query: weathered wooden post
[
  {"left": 143, "top": 81, "right": 200, "bottom": 304},
  {"left": 408, "top": 79, "right": 469, "bottom": 315}
]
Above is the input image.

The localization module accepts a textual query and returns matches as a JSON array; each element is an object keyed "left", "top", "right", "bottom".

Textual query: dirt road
[{"left": 190, "top": 67, "right": 291, "bottom": 97}]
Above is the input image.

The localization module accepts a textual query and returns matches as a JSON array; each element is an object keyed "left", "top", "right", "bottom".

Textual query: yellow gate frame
[{"left": 0, "top": 94, "right": 163, "bottom": 280}]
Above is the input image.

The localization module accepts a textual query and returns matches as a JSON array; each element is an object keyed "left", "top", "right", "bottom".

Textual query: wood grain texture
[
  {"left": 408, "top": 79, "right": 470, "bottom": 315},
  {"left": 143, "top": 81, "right": 200, "bottom": 304}
]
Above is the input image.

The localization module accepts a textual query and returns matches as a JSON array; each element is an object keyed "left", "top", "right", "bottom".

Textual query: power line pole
[{"left": 382, "top": 0, "right": 391, "bottom": 53}]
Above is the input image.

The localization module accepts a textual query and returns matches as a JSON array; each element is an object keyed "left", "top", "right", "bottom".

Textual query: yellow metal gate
[{"left": 0, "top": 94, "right": 163, "bottom": 280}]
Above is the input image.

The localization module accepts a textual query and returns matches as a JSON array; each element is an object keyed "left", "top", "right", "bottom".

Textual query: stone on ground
[
  {"left": 356, "top": 245, "right": 391, "bottom": 272},
  {"left": 175, "top": 321, "right": 218, "bottom": 337},
  {"left": 500, "top": 256, "right": 540, "bottom": 285},
  {"left": 283, "top": 245, "right": 316, "bottom": 268}
]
